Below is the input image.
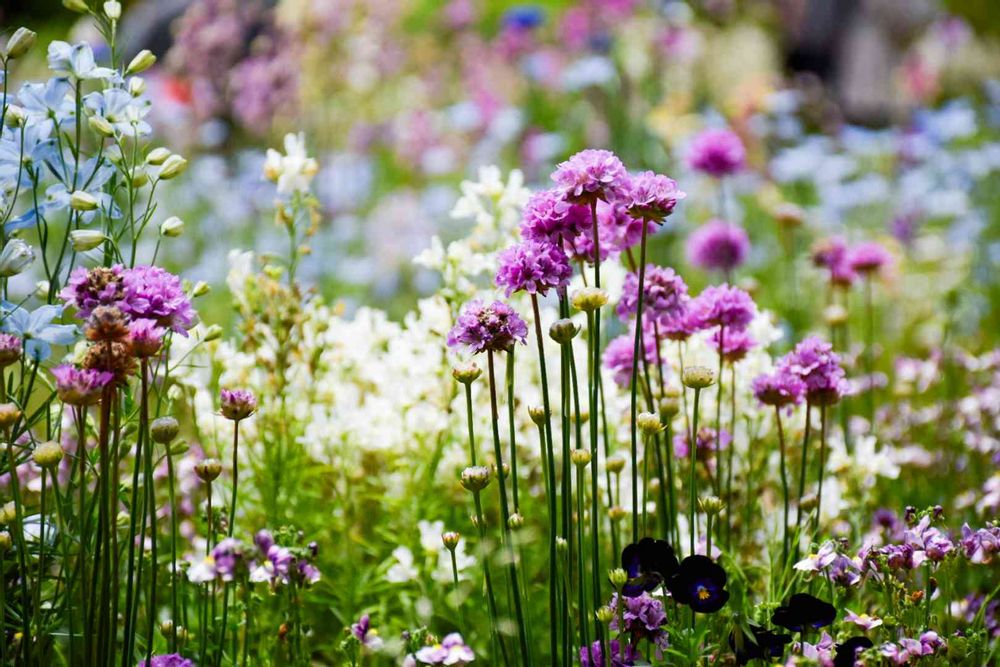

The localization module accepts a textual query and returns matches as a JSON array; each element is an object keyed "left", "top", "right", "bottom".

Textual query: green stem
[
  {"left": 775, "top": 406, "right": 790, "bottom": 567},
  {"left": 689, "top": 388, "right": 702, "bottom": 558}
]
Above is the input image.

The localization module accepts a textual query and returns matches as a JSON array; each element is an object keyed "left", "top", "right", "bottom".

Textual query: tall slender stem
[
  {"left": 628, "top": 223, "right": 650, "bottom": 542},
  {"left": 794, "top": 401, "right": 813, "bottom": 556},
  {"left": 689, "top": 388, "right": 702, "bottom": 558},
  {"left": 587, "top": 200, "right": 604, "bottom": 641},
  {"left": 815, "top": 404, "right": 828, "bottom": 535},
  {"left": 775, "top": 406, "right": 790, "bottom": 565}
]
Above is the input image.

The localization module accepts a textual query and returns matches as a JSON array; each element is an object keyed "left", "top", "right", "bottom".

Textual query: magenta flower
[
  {"left": 51, "top": 365, "right": 113, "bottom": 406},
  {"left": 59, "top": 265, "right": 125, "bottom": 319},
  {"left": 562, "top": 218, "right": 618, "bottom": 264},
  {"left": 129, "top": 319, "right": 166, "bottom": 358},
  {"left": 672, "top": 427, "right": 730, "bottom": 460},
  {"left": 604, "top": 330, "right": 657, "bottom": 388},
  {"left": 121, "top": 265, "right": 195, "bottom": 335},
  {"left": 447, "top": 299, "right": 528, "bottom": 354},
  {"left": 686, "top": 220, "right": 750, "bottom": 273},
  {"left": 848, "top": 241, "right": 893, "bottom": 275},
  {"left": 520, "top": 188, "right": 590, "bottom": 244},
  {"left": 579, "top": 639, "right": 640, "bottom": 666},
  {"left": 617, "top": 265, "right": 688, "bottom": 323},
  {"left": 138, "top": 655, "right": 195, "bottom": 667},
  {"left": 495, "top": 240, "right": 572, "bottom": 297},
  {"left": 686, "top": 284, "right": 757, "bottom": 332},
  {"left": 551, "top": 149, "right": 629, "bottom": 203},
  {"left": 608, "top": 592, "right": 671, "bottom": 659},
  {"left": 624, "top": 170, "right": 685, "bottom": 221},
  {"left": 778, "top": 336, "right": 848, "bottom": 405},
  {"left": 599, "top": 200, "right": 655, "bottom": 255},
  {"left": 707, "top": 327, "right": 756, "bottom": 362},
  {"left": 960, "top": 524, "right": 1000, "bottom": 564},
  {"left": 752, "top": 370, "right": 805, "bottom": 408},
  {"left": 812, "top": 237, "right": 856, "bottom": 286},
  {"left": 413, "top": 632, "right": 475, "bottom": 665},
  {"left": 0, "top": 333, "right": 22, "bottom": 366},
  {"left": 845, "top": 609, "right": 883, "bottom": 630},
  {"left": 350, "top": 614, "right": 384, "bottom": 650},
  {"left": 220, "top": 388, "right": 257, "bottom": 421},
  {"left": 686, "top": 128, "right": 745, "bottom": 177}
]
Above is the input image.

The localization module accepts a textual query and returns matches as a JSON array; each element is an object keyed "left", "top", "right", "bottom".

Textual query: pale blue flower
[
  {"left": 8, "top": 157, "right": 120, "bottom": 231},
  {"left": 17, "top": 77, "right": 75, "bottom": 129},
  {"left": 84, "top": 88, "right": 151, "bottom": 137},
  {"left": 0, "top": 302, "right": 77, "bottom": 361},
  {"left": 0, "top": 124, "right": 59, "bottom": 192},
  {"left": 47, "top": 42, "right": 115, "bottom": 81}
]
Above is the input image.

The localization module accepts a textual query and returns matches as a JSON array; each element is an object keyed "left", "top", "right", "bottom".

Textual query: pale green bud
[
  {"left": 146, "top": 147, "right": 171, "bottom": 165},
  {"left": 157, "top": 155, "right": 187, "bottom": 180},
  {"left": 0, "top": 239, "right": 34, "bottom": 277},
  {"left": 159, "top": 216, "right": 185, "bottom": 237},
  {"left": 126, "top": 49, "right": 156, "bottom": 75},
  {"left": 63, "top": 0, "right": 89, "bottom": 12},
  {"left": 570, "top": 448, "right": 591, "bottom": 467},
  {"left": 682, "top": 366, "right": 716, "bottom": 389},
  {"left": 3, "top": 105, "right": 25, "bottom": 128},
  {"left": 88, "top": 114, "right": 115, "bottom": 137},
  {"left": 103, "top": 1, "right": 122, "bottom": 20},
  {"left": 69, "top": 190, "right": 99, "bottom": 212},
  {"left": 202, "top": 324, "right": 224, "bottom": 342},
  {"left": 636, "top": 411, "right": 663, "bottom": 437},
  {"left": 192, "top": 281, "right": 210, "bottom": 297},
  {"left": 128, "top": 76, "right": 146, "bottom": 97},
  {"left": 70, "top": 229, "right": 105, "bottom": 252},
  {"left": 571, "top": 287, "right": 609, "bottom": 312},
  {"left": 4, "top": 28, "right": 37, "bottom": 60},
  {"left": 608, "top": 568, "right": 628, "bottom": 589}
]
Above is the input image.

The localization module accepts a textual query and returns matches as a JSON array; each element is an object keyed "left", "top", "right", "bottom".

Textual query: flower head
[
  {"left": 552, "top": 149, "right": 629, "bottom": 203},
  {"left": 128, "top": 318, "right": 165, "bottom": 357},
  {"left": 495, "top": 240, "right": 572, "bottom": 297},
  {"left": 603, "top": 330, "right": 657, "bottom": 388},
  {"left": 520, "top": 188, "right": 590, "bottom": 244},
  {"left": 413, "top": 632, "right": 475, "bottom": 665},
  {"left": 686, "top": 220, "right": 750, "bottom": 273},
  {"left": 848, "top": 241, "right": 893, "bottom": 275},
  {"left": 60, "top": 265, "right": 125, "bottom": 319},
  {"left": 264, "top": 132, "right": 318, "bottom": 195},
  {"left": 138, "top": 655, "right": 195, "bottom": 667},
  {"left": 447, "top": 300, "right": 528, "bottom": 354},
  {"left": 624, "top": 171, "right": 685, "bottom": 221},
  {"left": 752, "top": 369, "right": 805, "bottom": 407},
  {"left": 616, "top": 265, "right": 688, "bottom": 323},
  {"left": 667, "top": 555, "right": 729, "bottom": 613},
  {"left": 52, "top": 365, "right": 113, "bottom": 406},
  {"left": 779, "top": 336, "right": 848, "bottom": 405},
  {"left": 620, "top": 538, "right": 679, "bottom": 597},
  {"left": 686, "top": 284, "right": 756, "bottom": 332},
  {"left": 707, "top": 327, "right": 756, "bottom": 362},
  {"left": 121, "top": 265, "right": 195, "bottom": 335},
  {"left": 220, "top": 389, "right": 257, "bottom": 421},
  {"left": 686, "top": 128, "right": 745, "bottom": 177},
  {"left": 812, "top": 237, "right": 856, "bottom": 286}
]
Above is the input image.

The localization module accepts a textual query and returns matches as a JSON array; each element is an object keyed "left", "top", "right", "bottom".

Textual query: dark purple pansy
[{"left": 620, "top": 537, "right": 679, "bottom": 597}]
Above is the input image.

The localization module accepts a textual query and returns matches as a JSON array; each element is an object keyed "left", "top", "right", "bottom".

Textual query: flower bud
[
  {"left": 570, "top": 448, "right": 591, "bottom": 467},
  {"left": 3, "top": 105, "right": 25, "bottom": 128},
  {"left": 194, "top": 458, "right": 223, "bottom": 482},
  {"left": 0, "top": 403, "right": 22, "bottom": 428},
  {"left": 128, "top": 76, "right": 146, "bottom": 97},
  {"left": 160, "top": 216, "right": 185, "bottom": 237},
  {"left": 659, "top": 396, "right": 680, "bottom": 420},
  {"left": 63, "top": 0, "right": 89, "bottom": 12},
  {"left": 507, "top": 513, "right": 524, "bottom": 530},
  {"left": 159, "top": 620, "right": 174, "bottom": 639},
  {"left": 608, "top": 568, "right": 628, "bottom": 589},
  {"left": 150, "top": 416, "right": 180, "bottom": 444},
  {"left": 773, "top": 203, "right": 805, "bottom": 228},
  {"left": 698, "top": 495, "right": 726, "bottom": 515},
  {"left": 202, "top": 324, "right": 223, "bottom": 342},
  {"left": 34, "top": 281, "right": 49, "bottom": 301},
  {"left": 146, "top": 147, "right": 171, "bottom": 165},
  {"left": 158, "top": 155, "right": 188, "bottom": 180},
  {"left": 88, "top": 114, "right": 115, "bottom": 137},
  {"left": 492, "top": 461, "right": 509, "bottom": 478},
  {"left": 556, "top": 536, "right": 568, "bottom": 553},
  {"left": 460, "top": 466, "right": 491, "bottom": 492},
  {"left": 605, "top": 455, "right": 625, "bottom": 474},
  {"left": 608, "top": 506, "right": 627, "bottom": 521},
  {"left": 0, "top": 531, "right": 10, "bottom": 552},
  {"left": 682, "top": 366, "right": 716, "bottom": 389},
  {"left": 4, "top": 28, "right": 37, "bottom": 60},
  {"left": 126, "top": 49, "right": 156, "bottom": 75},
  {"left": 595, "top": 606, "right": 614, "bottom": 624},
  {"left": 0, "top": 239, "right": 34, "bottom": 277},
  {"left": 220, "top": 389, "right": 256, "bottom": 421},
  {"left": 548, "top": 318, "right": 580, "bottom": 344},
  {"left": 527, "top": 405, "right": 546, "bottom": 426},
  {"left": 451, "top": 362, "right": 481, "bottom": 385},
  {"left": 32, "top": 441, "right": 64, "bottom": 469},
  {"left": 70, "top": 229, "right": 106, "bottom": 252},
  {"left": 636, "top": 411, "right": 663, "bottom": 437},
  {"left": 0, "top": 502, "right": 15, "bottom": 525},
  {"left": 129, "top": 167, "right": 149, "bottom": 188},
  {"left": 192, "top": 281, "right": 211, "bottom": 297},
  {"left": 571, "top": 287, "right": 609, "bottom": 312},
  {"left": 104, "top": 1, "right": 122, "bottom": 20},
  {"left": 441, "top": 531, "right": 461, "bottom": 551},
  {"left": 69, "top": 191, "right": 99, "bottom": 212}
]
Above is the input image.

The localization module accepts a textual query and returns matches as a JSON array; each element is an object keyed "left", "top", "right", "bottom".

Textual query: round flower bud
[
  {"left": 549, "top": 318, "right": 580, "bottom": 344},
  {"left": 492, "top": 462, "right": 509, "bottom": 479},
  {"left": 159, "top": 620, "right": 174, "bottom": 638},
  {"left": 130, "top": 167, "right": 149, "bottom": 188},
  {"left": 823, "top": 304, "right": 849, "bottom": 327},
  {"left": 605, "top": 455, "right": 625, "bottom": 474},
  {"left": 159, "top": 216, "right": 185, "bottom": 238},
  {"left": 773, "top": 203, "right": 805, "bottom": 229},
  {"left": 150, "top": 416, "right": 180, "bottom": 444},
  {"left": 158, "top": 155, "right": 188, "bottom": 180},
  {"left": 128, "top": 77, "right": 146, "bottom": 97},
  {"left": 682, "top": 366, "right": 716, "bottom": 389},
  {"left": 3, "top": 104, "right": 25, "bottom": 128},
  {"left": 4, "top": 28, "right": 36, "bottom": 60},
  {"left": 88, "top": 114, "right": 115, "bottom": 137},
  {"left": 220, "top": 389, "right": 256, "bottom": 421},
  {"left": 146, "top": 147, "right": 171, "bottom": 165},
  {"left": 202, "top": 324, "right": 223, "bottom": 342},
  {"left": 0, "top": 403, "right": 22, "bottom": 428},
  {"left": 126, "top": 49, "right": 157, "bottom": 75},
  {"left": 194, "top": 458, "right": 223, "bottom": 482},
  {"left": 0, "top": 239, "right": 35, "bottom": 277},
  {"left": 69, "top": 190, "right": 99, "bottom": 212},
  {"left": 441, "top": 531, "right": 461, "bottom": 551},
  {"left": 0, "top": 531, "right": 11, "bottom": 553},
  {"left": 572, "top": 410, "right": 589, "bottom": 425},
  {"left": 570, "top": 448, "right": 591, "bottom": 467},
  {"left": 507, "top": 513, "right": 524, "bottom": 530},
  {"left": 64, "top": 0, "right": 89, "bottom": 13},
  {"left": 571, "top": 287, "right": 609, "bottom": 313},
  {"left": 636, "top": 412, "right": 663, "bottom": 437},
  {"left": 192, "top": 281, "right": 211, "bottom": 297},
  {"left": 460, "top": 466, "right": 491, "bottom": 492},
  {"left": 0, "top": 501, "right": 17, "bottom": 525},
  {"left": 527, "top": 405, "right": 547, "bottom": 426},
  {"left": 595, "top": 606, "right": 614, "bottom": 624},
  {"left": 608, "top": 568, "right": 628, "bottom": 589},
  {"left": 698, "top": 495, "right": 726, "bottom": 515},
  {"left": 608, "top": 506, "right": 627, "bottom": 521},
  {"left": 32, "top": 441, "right": 63, "bottom": 469},
  {"left": 70, "top": 229, "right": 106, "bottom": 252},
  {"left": 659, "top": 397, "right": 680, "bottom": 420},
  {"left": 451, "top": 362, "right": 482, "bottom": 385},
  {"left": 104, "top": 1, "right": 122, "bottom": 20}
]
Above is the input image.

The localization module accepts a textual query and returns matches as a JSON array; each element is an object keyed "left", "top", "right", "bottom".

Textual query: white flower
[
  {"left": 264, "top": 132, "right": 318, "bottom": 195},
  {"left": 418, "top": 520, "right": 445, "bottom": 554},
  {"left": 385, "top": 546, "right": 418, "bottom": 583},
  {"left": 187, "top": 556, "right": 217, "bottom": 583}
]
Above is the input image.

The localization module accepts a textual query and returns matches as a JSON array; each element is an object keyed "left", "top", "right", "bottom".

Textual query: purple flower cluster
[
  {"left": 865, "top": 515, "right": 954, "bottom": 571},
  {"left": 447, "top": 300, "right": 528, "bottom": 354},
  {"left": 220, "top": 388, "right": 257, "bottom": 422},
  {"left": 552, "top": 149, "right": 630, "bottom": 203},
  {"left": 411, "top": 633, "right": 475, "bottom": 665},
  {"left": 793, "top": 541, "right": 862, "bottom": 587},
  {"left": 138, "top": 654, "right": 194, "bottom": 667},
  {"left": 686, "top": 284, "right": 756, "bottom": 332},
  {"left": 579, "top": 640, "right": 639, "bottom": 667},
  {"left": 686, "top": 128, "right": 746, "bottom": 178},
  {"left": 848, "top": 241, "right": 893, "bottom": 275},
  {"left": 672, "top": 427, "right": 730, "bottom": 460},
  {"left": 119, "top": 265, "right": 196, "bottom": 335},
  {"left": 879, "top": 632, "right": 945, "bottom": 665},
  {"left": 251, "top": 530, "right": 321, "bottom": 586},
  {"left": 51, "top": 365, "right": 114, "bottom": 406},
  {"left": 616, "top": 265, "right": 688, "bottom": 323},
  {"left": 520, "top": 189, "right": 590, "bottom": 244},
  {"left": 752, "top": 370, "right": 805, "bottom": 408},
  {"left": 495, "top": 240, "right": 573, "bottom": 297},
  {"left": 685, "top": 220, "right": 750, "bottom": 274},
  {"left": 811, "top": 236, "right": 856, "bottom": 286},
  {"left": 960, "top": 523, "right": 999, "bottom": 564},
  {"left": 604, "top": 329, "right": 657, "bottom": 388},
  {"left": 607, "top": 592, "right": 670, "bottom": 659},
  {"left": 623, "top": 170, "right": 685, "bottom": 221},
  {"left": 778, "top": 336, "right": 848, "bottom": 405},
  {"left": 707, "top": 326, "right": 755, "bottom": 362}
]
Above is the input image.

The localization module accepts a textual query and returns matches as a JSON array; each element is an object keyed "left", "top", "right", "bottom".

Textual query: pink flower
[
  {"left": 551, "top": 149, "right": 629, "bottom": 203},
  {"left": 844, "top": 609, "right": 883, "bottom": 630},
  {"left": 51, "top": 365, "right": 113, "bottom": 406},
  {"left": 495, "top": 240, "right": 572, "bottom": 297},
  {"left": 624, "top": 170, "right": 685, "bottom": 221},
  {"left": 686, "top": 219, "right": 750, "bottom": 273},
  {"left": 686, "top": 128, "right": 745, "bottom": 177}
]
